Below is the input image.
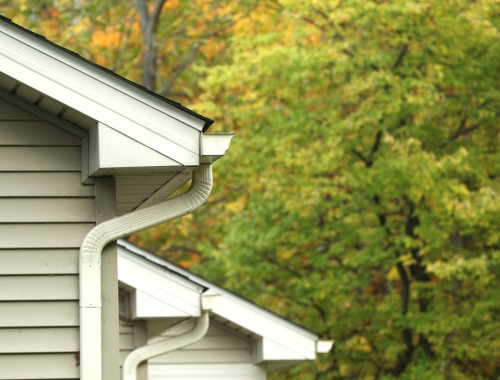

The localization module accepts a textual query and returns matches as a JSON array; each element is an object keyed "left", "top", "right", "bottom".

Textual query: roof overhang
[
  {"left": 117, "top": 240, "right": 332, "bottom": 369},
  {"left": 0, "top": 17, "right": 233, "bottom": 214},
  {"left": 0, "top": 21, "right": 202, "bottom": 164}
]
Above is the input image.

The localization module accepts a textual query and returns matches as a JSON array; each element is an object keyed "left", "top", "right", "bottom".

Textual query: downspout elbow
[
  {"left": 80, "top": 164, "right": 212, "bottom": 266},
  {"left": 122, "top": 312, "right": 210, "bottom": 380},
  {"left": 122, "top": 292, "right": 221, "bottom": 380}
]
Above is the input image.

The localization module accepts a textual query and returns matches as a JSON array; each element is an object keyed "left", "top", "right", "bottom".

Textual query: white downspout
[
  {"left": 122, "top": 293, "right": 221, "bottom": 380},
  {"left": 79, "top": 164, "right": 213, "bottom": 380},
  {"left": 123, "top": 313, "right": 209, "bottom": 380}
]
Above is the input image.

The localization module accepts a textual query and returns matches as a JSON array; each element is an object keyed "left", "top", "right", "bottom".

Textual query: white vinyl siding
[
  {"left": 149, "top": 364, "right": 266, "bottom": 380},
  {"left": 0, "top": 354, "right": 80, "bottom": 379},
  {"left": 0, "top": 98, "right": 94, "bottom": 379},
  {"left": 0, "top": 223, "right": 94, "bottom": 248},
  {"left": 0, "top": 301, "right": 79, "bottom": 327},
  {"left": 119, "top": 318, "right": 265, "bottom": 380},
  {"left": 118, "top": 322, "right": 135, "bottom": 376}
]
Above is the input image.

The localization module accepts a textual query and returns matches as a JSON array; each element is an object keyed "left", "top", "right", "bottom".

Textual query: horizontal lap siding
[
  {"left": 0, "top": 98, "right": 39, "bottom": 120},
  {"left": 0, "top": 223, "right": 94, "bottom": 248},
  {"left": 0, "top": 354, "right": 80, "bottom": 379},
  {"left": 0, "top": 173, "right": 94, "bottom": 196},
  {"left": 120, "top": 320, "right": 254, "bottom": 366},
  {"left": 0, "top": 327, "right": 79, "bottom": 352},
  {"left": 119, "top": 320, "right": 257, "bottom": 379},
  {"left": 119, "top": 323, "right": 134, "bottom": 370},
  {"left": 0, "top": 121, "right": 81, "bottom": 145},
  {"left": 0, "top": 275, "right": 78, "bottom": 300},
  {"left": 148, "top": 364, "right": 266, "bottom": 380},
  {"left": 0, "top": 198, "right": 96, "bottom": 222},
  {"left": 0, "top": 250, "right": 78, "bottom": 274},
  {"left": 145, "top": 320, "right": 256, "bottom": 378},
  {"left": 0, "top": 146, "right": 81, "bottom": 171},
  {"left": 0, "top": 99, "right": 93, "bottom": 379},
  {"left": 0, "top": 301, "right": 79, "bottom": 327},
  {"left": 150, "top": 349, "right": 254, "bottom": 364}
]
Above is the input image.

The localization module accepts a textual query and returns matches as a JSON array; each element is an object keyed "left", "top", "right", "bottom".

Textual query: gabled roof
[
  {"left": 117, "top": 239, "right": 332, "bottom": 369},
  {"left": 0, "top": 16, "right": 232, "bottom": 214},
  {"left": 0, "top": 16, "right": 203, "bottom": 166}
]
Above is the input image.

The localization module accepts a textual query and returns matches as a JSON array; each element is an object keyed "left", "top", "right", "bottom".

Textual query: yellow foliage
[
  {"left": 163, "top": 0, "right": 179, "bottom": 10},
  {"left": 346, "top": 335, "right": 372, "bottom": 353},
  {"left": 92, "top": 28, "right": 122, "bottom": 49},
  {"left": 224, "top": 196, "right": 247, "bottom": 213},
  {"left": 277, "top": 246, "right": 295, "bottom": 260},
  {"left": 386, "top": 266, "right": 400, "bottom": 281}
]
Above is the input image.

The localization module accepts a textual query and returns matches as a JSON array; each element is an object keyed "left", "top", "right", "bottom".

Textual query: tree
[
  {"left": 3, "top": 0, "right": 500, "bottom": 378},
  {"left": 137, "top": 1, "right": 500, "bottom": 378},
  {"left": 1, "top": 0, "right": 256, "bottom": 101}
]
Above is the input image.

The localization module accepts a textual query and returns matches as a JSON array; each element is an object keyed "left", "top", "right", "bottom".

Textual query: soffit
[{"left": 115, "top": 173, "right": 177, "bottom": 216}]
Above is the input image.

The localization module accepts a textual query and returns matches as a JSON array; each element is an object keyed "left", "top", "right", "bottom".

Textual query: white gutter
[
  {"left": 79, "top": 164, "right": 213, "bottom": 380},
  {"left": 122, "top": 292, "right": 221, "bottom": 380},
  {"left": 316, "top": 340, "right": 334, "bottom": 353}
]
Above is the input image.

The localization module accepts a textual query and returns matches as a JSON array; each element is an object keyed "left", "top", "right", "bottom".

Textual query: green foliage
[
  {"left": 3, "top": 0, "right": 500, "bottom": 378},
  {"left": 187, "top": 1, "right": 500, "bottom": 378}
]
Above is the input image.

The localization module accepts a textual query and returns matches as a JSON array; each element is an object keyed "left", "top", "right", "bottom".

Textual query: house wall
[
  {"left": 119, "top": 317, "right": 266, "bottom": 380},
  {"left": 0, "top": 97, "right": 95, "bottom": 379}
]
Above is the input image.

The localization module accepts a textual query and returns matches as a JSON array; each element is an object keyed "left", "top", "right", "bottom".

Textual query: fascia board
[
  {"left": 214, "top": 296, "right": 316, "bottom": 360},
  {"left": 89, "top": 123, "right": 185, "bottom": 177},
  {"left": 255, "top": 338, "right": 308, "bottom": 362},
  {"left": 118, "top": 248, "right": 204, "bottom": 294},
  {"left": 0, "top": 20, "right": 206, "bottom": 131},
  {"left": 0, "top": 30, "right": 199, "bottom": 166},
  {"left": 118, "top": 253, "right": 203, "bottom": 317},
  {"left": 117, "top": 240, "right": 319, "bottom": 359}
]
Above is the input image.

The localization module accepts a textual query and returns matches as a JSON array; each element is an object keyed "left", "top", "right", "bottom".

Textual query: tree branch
[
  {"left": 392, "top": 44, "right": 409, "bottom": 72},
  {"left": 135, "top": 0, "right": 150, "bottom": 36},
  {"left": 440, "top": 114, "right": 484, "bottom": 148},
  {"left": 351, "top": 148, "right": 370, "bottom": 166},
  {"left": 351, "top": 130, "right": 383, "bottom": 168},
  {"left": 134, "top": 0, "right": 167, "bottom": 90},
  {"left": 158, "top": 46, "right": 200, "bottom": 96},
  {"left": 158, "top": 1, "right": 255, "bottom": 97},
  {"left": 404, "top": 201, "right": 436, "bottom": 359},
  {"left": 449, "top": 117, "right": 480, "bottom": 142},
  {"left": 150, "top": 0, "right": 166, "bottom": 32},
  {"left": 259, "top": 282, "right": 328, "bottom": 325}
]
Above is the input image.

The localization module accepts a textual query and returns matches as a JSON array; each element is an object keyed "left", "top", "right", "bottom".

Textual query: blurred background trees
[{"left": 2, "top": 1, "right": 500, "bottom": 378}]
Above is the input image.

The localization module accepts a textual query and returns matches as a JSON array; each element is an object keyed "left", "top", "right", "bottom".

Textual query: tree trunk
[{"left": 134, "top": 0, "right": 167, "bottom": 91}]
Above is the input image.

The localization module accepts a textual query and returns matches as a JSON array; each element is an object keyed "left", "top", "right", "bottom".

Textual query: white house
[
  {"left": 0, "top": 15, "right": 331, "bottom": 380},
  {"left": 117, "top": 240, "right": 332, "bottom": 380}
]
